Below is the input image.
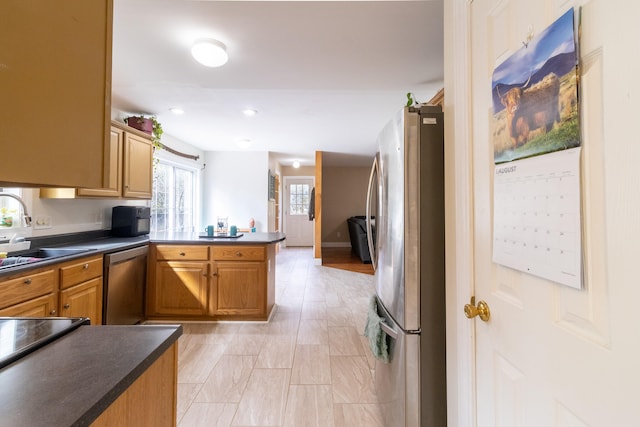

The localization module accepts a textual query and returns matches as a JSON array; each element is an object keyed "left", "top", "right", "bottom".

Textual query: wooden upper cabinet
[
  {"left": 77, "top": 126, "right": 123, "bottom": 197},
  {"left": 0, "top": 0, "right": 113, "bottom": 188},
  {"left": 123, "top": 131, "right": 153, "bottom": 199},
  {"left": 39, "top": 122, "right": 153, "bottom": 199}
]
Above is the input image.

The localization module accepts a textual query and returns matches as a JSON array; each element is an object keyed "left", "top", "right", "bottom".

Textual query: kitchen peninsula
[
  {"left": 0, "top": 320, "right": 182, "bottom": 426},
  {"left": 146, "top": 231, "right": 285, "bottom": 321}
]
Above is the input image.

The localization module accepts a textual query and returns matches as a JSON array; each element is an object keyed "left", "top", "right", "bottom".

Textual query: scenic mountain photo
[{"left": 491, "top": 8, "right": 580, "bottom": 164}]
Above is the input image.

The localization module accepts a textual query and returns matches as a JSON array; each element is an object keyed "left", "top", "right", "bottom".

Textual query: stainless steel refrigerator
[{"left": 366, "top": 105, "right": 446, "bottom": 426}]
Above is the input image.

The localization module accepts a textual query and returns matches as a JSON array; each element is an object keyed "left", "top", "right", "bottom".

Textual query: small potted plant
[{"left": 125, "top": 115, "right": 163, "bottom": 149}]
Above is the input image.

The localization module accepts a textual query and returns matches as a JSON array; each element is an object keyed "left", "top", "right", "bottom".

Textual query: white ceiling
[{"left": 111, "top": 0, "right": 444, "bottom": 167}]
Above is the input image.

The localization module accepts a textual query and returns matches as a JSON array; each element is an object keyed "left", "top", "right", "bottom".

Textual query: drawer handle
[
  {"left": 63, "top": 303, "right": 70, "bottom": 309},
  {"left": 23, "top": 278, "right": 32, "bottom": 285},
  {"left": 179, "top": 252, "right": 186, "bottom": 256},
  {"left": 235, "top": 251, "right": 242, "bottom": 257}
]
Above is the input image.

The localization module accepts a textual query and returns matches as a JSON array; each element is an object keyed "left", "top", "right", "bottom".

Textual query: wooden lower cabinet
[
  {"left": 59, "top": 255, "right": 104, "bottom": 325},
  {"left": 212, "top": 261, "right": 266, "bottom": 317},
  {"left": 147, "top": 243, "right": 275, "bottom": 321},
  {"left": 60, "top": 278, "right": 103, "bottom": 324},
  {"left": 0, "top": 254, "right": 103, "bottom": 323},
  {"left": 90, "top": 342, "right": 178, "bottom": 427},
  {"left": 149, "top": 261, "right": 209, "bottom": 316},
  {"left": 0, "top": 293, "right": 57, "bottom": 317}
]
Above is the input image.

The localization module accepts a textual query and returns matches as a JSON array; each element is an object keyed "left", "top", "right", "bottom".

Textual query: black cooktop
[{"left": 0, "top": 317, "right": 89, "bottom": 369}]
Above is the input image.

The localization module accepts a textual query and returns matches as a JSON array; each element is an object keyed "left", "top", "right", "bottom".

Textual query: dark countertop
[
  {"left": 0, "top": 324, "right": 182, "bottom": 427},
  {"left": 0, "top": 231, "right": 285, "bottom": 278},
  {"left": 0, "top": 234, "right": 150, "bottom": 278},
  {"left": 149, "top": 231, "right": 286, "bottom": 245}
]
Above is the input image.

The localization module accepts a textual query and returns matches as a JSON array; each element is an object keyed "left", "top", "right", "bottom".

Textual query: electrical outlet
[{"left": 34, "top": 215, "right": 52, "bottom": 229}]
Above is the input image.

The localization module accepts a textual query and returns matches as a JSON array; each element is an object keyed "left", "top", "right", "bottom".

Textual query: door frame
[
  {"left": 445, "top": 0, "right": 476, "bottom": 426},
  {"left": 282, "top": 175, "right": 315, "bottom": 248}
]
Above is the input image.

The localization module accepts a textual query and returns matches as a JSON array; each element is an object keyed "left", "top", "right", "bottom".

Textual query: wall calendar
[{"left": 492, "top": 147, "right": 582, "bottom": 289}]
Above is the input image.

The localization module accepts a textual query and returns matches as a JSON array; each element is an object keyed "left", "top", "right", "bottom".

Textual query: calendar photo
[{"left": 491, "top": 8, "right": 580, "bottom": 164}]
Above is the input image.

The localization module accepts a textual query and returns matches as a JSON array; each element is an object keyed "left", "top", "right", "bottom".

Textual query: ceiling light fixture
[
  {"left": 292, "top": 161, "right": 301, "bottom": 169},
  {"left": 170, "top": 107, "right": 185, "bottom": 115},
  {"left": 242, "top": 109, "right": 258, "bottom": 117},
  {"left": 191, "top": 38, "right": 228, "bottom": 67}
]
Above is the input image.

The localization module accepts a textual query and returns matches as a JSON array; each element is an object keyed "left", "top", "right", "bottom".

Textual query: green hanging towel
[{"left": 363, "top": 295, "right": 390, "bottom": 363}]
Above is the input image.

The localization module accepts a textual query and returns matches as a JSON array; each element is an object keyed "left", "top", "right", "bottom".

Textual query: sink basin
[
  {"left": 0, "top": 248, "right": 95, "bottom": 270},
  {"left": 15, "top": 248, "right": 93, "bottom": 259}
]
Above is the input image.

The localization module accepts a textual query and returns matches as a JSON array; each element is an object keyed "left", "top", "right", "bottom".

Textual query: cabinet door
[
  {"left": 212, "top": 261, "right": 266, "bottom": 317},
  {"left": 0, "top": 0, "right": 113, "bottom": 188},
  {"left": 123, "top": 133, "right": 153, "bottom": 199},
  {"left": 0, "top": 294, "right": 57, "bottom": 317},
  {"left": 150, "top": 261, "right": 209, "bottom": 316},
  {"left": 60, "top": 278, "right": 103, "bottom": 325},
  {"left": 77, "top": 126, "right": 123, "bottom": 197}
]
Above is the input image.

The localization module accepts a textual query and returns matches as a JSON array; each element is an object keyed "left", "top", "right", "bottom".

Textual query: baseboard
[{"left": 321, "top": 242, "right": 351, "bottom": 248}]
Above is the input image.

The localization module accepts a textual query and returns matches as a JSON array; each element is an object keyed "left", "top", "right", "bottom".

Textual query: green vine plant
[
  {"left": 125, "top": 114, "right": 163, "bottom": 167},
  {"left": 125, "top": 115, "right": 164, "bottom": 149}
]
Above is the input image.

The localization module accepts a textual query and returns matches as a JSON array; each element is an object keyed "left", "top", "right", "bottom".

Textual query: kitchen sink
[
  {"left": 13, "top": 248, "right": 94, "bottom": 259},
  {"left": 0, "top": 248, "right": 95, "bottom": 270}
]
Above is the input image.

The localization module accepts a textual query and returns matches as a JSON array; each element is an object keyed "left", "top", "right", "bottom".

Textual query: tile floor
[{"left": 175, "top": 247, "right": 384, "bottom": 427}]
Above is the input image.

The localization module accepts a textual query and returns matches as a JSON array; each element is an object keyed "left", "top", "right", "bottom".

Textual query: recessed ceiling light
[
  {"left": 191, "top": 38, "right": 228, "bottom": 67},
  {"left": 236, "top": 139, "right": 252, "bottom": 149},
  {"left": 243, "top": 109, "right": 258, "bottom": 117},
  {"left": 293, "top": 161, "right": 301, "bottom": 168},
  {"left": 170, "top": 107, "right": 185, "bottom": 115}
]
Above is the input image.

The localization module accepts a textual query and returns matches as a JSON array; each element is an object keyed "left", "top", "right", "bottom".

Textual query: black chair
[{"left": 347, "top": 216, "right": 375, "bottom": 263}]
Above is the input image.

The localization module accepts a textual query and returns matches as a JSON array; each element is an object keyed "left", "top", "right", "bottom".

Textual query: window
[
  {"left": 289, "top": 184, "right": 310, "bottom": 215},
  {"left": 0, "top": 188, "right": 23, "bottom": 229},
  {"left": 151, "top": 160, "right": 197, "bottom": 233}
]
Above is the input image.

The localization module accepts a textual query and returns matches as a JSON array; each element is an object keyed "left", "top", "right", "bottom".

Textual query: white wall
[{"left": 202, "top": 151, "right": 269, "bottom": 232}]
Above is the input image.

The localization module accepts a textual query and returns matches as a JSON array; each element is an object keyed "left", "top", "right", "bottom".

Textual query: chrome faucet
[{"left": 0, "top": 193, "right": 32, "bottom": 227}]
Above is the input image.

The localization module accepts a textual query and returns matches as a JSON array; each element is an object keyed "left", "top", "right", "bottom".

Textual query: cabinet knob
[
  {"left": 179, "top": 252, "right": 186, "bottom": 256},
  {"left": 235, "top": 251, "right": 242, "bottom": 257},
  {"left": 23, "top": 278, "right": 32, "bottom": 285},
  {"left": 212, "top": 272, "right": 218, "bottom": 277},
  {"left": 83, "top": 263, "right": 89, "bottom": 270},
  {"left": 63, "top": 303, "right": 70, "bottom": 309},
  {"left": 50, "top": 310, "right": 57, "bottom": 316}
]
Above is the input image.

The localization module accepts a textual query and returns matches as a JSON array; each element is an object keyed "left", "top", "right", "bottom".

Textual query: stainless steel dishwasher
[{"left": 103, "top": 245, "right": 148, "bottom": 325}]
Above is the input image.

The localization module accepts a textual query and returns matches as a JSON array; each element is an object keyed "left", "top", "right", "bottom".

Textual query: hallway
[{"left": 176, "top": 247, "right": 383, "bottom": 426}]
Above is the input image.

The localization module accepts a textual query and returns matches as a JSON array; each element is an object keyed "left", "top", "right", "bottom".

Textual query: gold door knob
[{"left": 464, "top": 296, "right": 490, "bottom": 322}]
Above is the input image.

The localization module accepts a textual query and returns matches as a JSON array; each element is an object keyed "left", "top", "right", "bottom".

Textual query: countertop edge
[
  {"left": 0, "top": 324, "right": 183, "bottom": 427},
  {"left": 0, "top": 232, "right": 285, "bottom": 277},
  {"left": 75, "top": 324, "right": 183, "bottom": 426}
]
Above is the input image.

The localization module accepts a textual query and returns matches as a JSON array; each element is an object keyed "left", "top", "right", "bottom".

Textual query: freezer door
[{"left": 374, "top": 296, "right": 420, "bottom": 427}]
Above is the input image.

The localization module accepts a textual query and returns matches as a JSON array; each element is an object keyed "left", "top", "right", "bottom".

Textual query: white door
[
  {"left": 283, "top": 177, "right": 314, "bottom": 246},
  {"left": 450, "top": 0, "right": 640, "bottom": 425}
]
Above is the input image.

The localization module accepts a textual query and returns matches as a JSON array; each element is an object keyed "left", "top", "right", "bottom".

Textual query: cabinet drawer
[
  {"left": 60, "top": 256, "right": 103, "bottom": 289},
  {"left": 155, "top": 245, "right": 209, "bottom": 261},
  {"left": 0, "top": 269, "right": 56, "bottom": 309},
  {"left": 212, "top": 246, "right": 266, "bottom": 261},
  {"left": 0, "top": 293, "right": 58, "bottom": 317}
]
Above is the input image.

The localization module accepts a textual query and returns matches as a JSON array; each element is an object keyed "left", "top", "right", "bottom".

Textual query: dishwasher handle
[{"left": 105, "top": 245, "right": 148, "bottom": 265}]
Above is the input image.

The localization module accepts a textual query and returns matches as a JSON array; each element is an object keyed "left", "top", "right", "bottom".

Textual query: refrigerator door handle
[
  {"left": 379, "top": 320, "right": 398, "bottom": 340},
  {"left": 366, "top": 155, "right": 379, "bottom": 270}
]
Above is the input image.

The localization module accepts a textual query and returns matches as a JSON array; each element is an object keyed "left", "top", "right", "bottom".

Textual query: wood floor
[
  {"left": 175, "top": 247, "right": 383, "bottom": 426},
  {"left": 321, "top": 247, "right": 374, "bottom": 275}
]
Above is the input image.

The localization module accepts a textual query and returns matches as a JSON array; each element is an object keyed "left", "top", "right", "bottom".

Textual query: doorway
[{"left": 283, "top": 176, "right": 314, "bottom": 247}]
